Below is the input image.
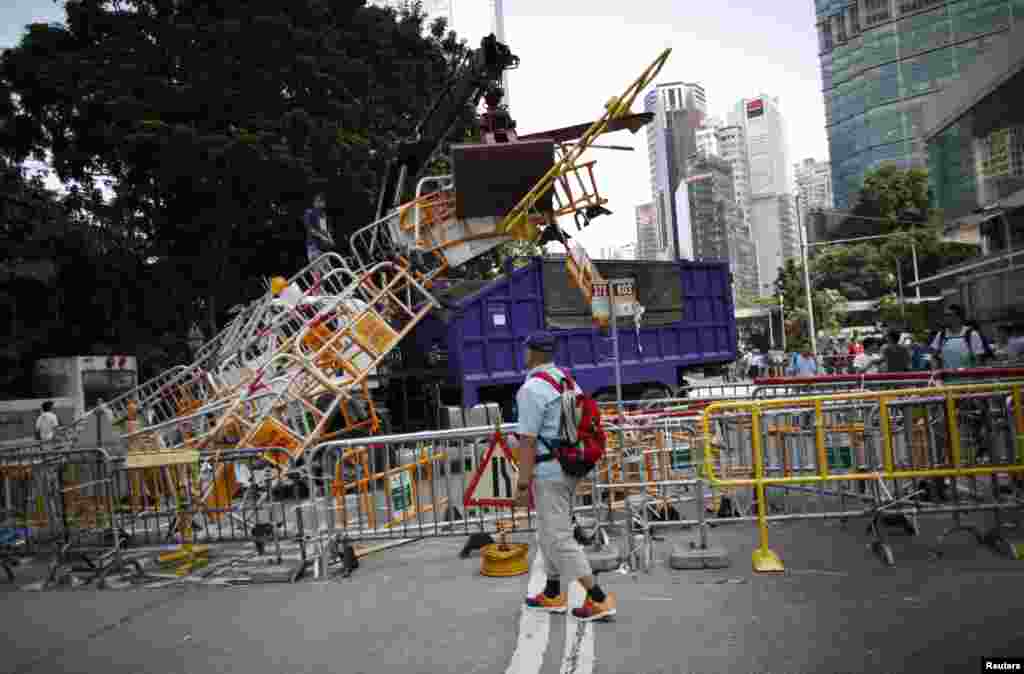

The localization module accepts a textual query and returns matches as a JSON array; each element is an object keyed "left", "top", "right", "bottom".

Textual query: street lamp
[{"left": 794, "top": 194, "right": 818, "bottom": 359}]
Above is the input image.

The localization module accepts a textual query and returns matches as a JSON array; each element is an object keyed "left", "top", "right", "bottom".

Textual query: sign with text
[{"left": 591, "top": 278, "right": 637, "bottom": 328}]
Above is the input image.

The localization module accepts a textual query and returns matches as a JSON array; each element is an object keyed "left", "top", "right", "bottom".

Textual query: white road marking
[
  {"left": 559, "top": 580, "right": 594, "bottom": 674},
  {"left": 504, "top": 546, "right": 550, "bottom": 674}
]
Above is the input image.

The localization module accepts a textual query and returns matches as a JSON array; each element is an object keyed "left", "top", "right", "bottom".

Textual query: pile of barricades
[{"left": 3, "top": 366, "right": 1024, "bottom": 589}]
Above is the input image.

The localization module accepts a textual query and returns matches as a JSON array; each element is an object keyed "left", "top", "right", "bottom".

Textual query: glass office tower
[{"left": 816, "top": 0, "right": 1024, "bottom": 209}]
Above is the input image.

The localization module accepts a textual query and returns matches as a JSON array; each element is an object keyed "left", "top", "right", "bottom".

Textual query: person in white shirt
[
  {"left": 35, "top": 401, "right": 60, "bottom": 442},
  {"left": 930, "top": 304, "right": 986, "bottom": 369}
]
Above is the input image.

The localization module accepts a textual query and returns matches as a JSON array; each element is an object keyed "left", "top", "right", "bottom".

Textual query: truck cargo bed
[{"left": 406, "top": 256, "right": 737, "bottom": 408}]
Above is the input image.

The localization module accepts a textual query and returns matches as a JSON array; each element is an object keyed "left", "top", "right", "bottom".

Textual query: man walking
[{"left": 514, "top": 331, "right": 616, "bottom": 621}]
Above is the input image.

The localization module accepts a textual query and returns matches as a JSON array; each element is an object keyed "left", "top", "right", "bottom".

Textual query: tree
[
  {"left": 0, "top": 1, "right": 479, "bottom": 390},
  {"left": 774, "top": 259, "right": 846, "bottom": 350},
  {"left": 2, "top": 1, "right": 464, "bottom": 334},
  {"left": 796, "top": 166, "right": 978, "bottom": 308}
]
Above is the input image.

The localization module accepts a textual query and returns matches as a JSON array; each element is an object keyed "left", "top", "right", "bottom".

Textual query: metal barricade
[
  {"left": 699, "top": 382, "right": 1024, "bottom": 571},
  {"left": 0, "top": 445, "right": 142, "bottom": 587},
  {"left": 109, "top": 446, "right": 294, "bottom": 554},
  {"left": 300, "top": 425, "right": 537, "bottom": 546},
  {"left": 751, "top": 367, "right": 1024, "bottom": 400}
]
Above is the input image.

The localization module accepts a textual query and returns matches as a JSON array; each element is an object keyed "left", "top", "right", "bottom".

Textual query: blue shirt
[
  {"left": 786, "top": 353, "right": 819, "bottom": 377},
  {"left": 515, "top": 363, "right": 580, "bottom": 482}
]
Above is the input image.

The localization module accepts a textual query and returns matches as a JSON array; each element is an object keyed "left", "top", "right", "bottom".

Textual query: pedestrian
[
  {"left": 95, "top": 397, "right": 115, "bottom": 423},
  {"left": 930, "top": 304, "right": 993, "bottom": 369},
  {"left": 999, "top": 323, "right": 1024, "bottom": 362},
  {"left": 786, "top": 349, "right": 819, "bottom": 377},
  {"left": 35, "top": 401, "right": 60, "bottom": 444},
  {"left": 514, "top": 331, "right": 616, "bottom": 621},
  {"left": 880, "top": 330, "right": 911, "bottom": 373}
]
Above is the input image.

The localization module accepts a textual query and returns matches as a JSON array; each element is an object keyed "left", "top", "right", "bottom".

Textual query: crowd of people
[{"left": 737, "top": 303, "right": 1024, "bottom": 380}]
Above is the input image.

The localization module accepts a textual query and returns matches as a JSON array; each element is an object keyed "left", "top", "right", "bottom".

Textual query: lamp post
[
  {"left": 778, "top": 291, "right": 787, "bottom": 352},
  {"left": 794, "top": 194, "right": 817, "bottom": 359}
]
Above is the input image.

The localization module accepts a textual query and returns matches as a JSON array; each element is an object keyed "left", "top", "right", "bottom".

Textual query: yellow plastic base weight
[
  {"left": 480, "top": 543, "right": 529, "bottom": 577},
  {"left": 752, "top": 547, "right": 785, "bottom": 573},
  {"left": 158, "top": 544, "right": 210, "bottom": 576}
]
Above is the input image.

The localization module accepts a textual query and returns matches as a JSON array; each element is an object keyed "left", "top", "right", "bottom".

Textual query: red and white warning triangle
[{"left": 463, "top": 429, "right": 520, "bottom": 507}]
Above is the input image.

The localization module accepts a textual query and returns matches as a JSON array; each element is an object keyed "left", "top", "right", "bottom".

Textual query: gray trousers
[{"left": 534, "top": 474, "right": 592, "bottom": 582}]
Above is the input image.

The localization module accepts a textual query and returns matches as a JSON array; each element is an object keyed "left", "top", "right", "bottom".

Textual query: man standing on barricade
[{"left": 513, "top": 331, "right": 616, "bottom": 622}]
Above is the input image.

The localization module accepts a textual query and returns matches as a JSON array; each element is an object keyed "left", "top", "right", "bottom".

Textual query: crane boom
[{"left": 375, "top": 34, "right": 519, "bottom": 220}]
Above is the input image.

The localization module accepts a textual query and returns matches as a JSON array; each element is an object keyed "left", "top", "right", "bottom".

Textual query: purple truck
[{"left": 388, "top": 256, "right": 737, "bottom": 426}]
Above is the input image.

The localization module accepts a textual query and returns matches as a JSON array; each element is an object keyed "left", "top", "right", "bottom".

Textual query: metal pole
[
  {"left": 610, "top": 281, "right": 624, "bottom": 414},
  {"left": 779, "top": 292, "right": 787, "bottom": 352},
  {"left": 911, "top": 239, "right": 921, "bottom": 301},
  {"left": 795, "top": 195, "right": 817, "bottom": 358},
  {"left": 896, "top": 260, "right": 905, "bottom": 318}
]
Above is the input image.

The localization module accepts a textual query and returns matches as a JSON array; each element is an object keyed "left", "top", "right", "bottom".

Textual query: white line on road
[
  {"left": 504, "top": 546, "right": 550, "bottom": 674},
  {"left": 559, "top": 580, "right": 594, "bottom": 674}
]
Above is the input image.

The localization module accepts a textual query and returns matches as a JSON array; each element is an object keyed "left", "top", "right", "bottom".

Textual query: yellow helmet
[{"left": 270, "top": 276, "right": 289, "bottom": 296}]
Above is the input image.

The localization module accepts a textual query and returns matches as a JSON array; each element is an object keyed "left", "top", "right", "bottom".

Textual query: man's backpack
[
  {"left": 939, "top": 324, "right": 995, "bottom": 364},
  {"left": 530, "top": 368, "right": 607, "bottom": 478}
]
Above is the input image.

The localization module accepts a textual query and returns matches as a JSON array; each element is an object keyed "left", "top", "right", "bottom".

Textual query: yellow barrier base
[
  {"left": 480, "top": 543, "right": 530, "bottom": 577},
  {"left": 752, "top": 548, "right": 785, "bottom": 573},
  {"left": 158, "top": 544, "right": 210, "bottom": 576}
]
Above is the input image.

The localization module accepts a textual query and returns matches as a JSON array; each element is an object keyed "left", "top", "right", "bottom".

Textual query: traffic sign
[{"left": 463, "top": 431, "right": 520, "bottom": 507}]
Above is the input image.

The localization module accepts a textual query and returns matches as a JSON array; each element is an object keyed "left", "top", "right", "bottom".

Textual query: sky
[{"left": 2, "top": 0, "right": 829, "bottom": 256}]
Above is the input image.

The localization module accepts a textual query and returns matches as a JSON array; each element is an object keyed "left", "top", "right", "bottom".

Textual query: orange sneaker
[
  {"left": 571, "top": 592, "right": 617, "bottom": 621},
  {"left": 524, "top": 592, "right": 568, "bottom": 613}
]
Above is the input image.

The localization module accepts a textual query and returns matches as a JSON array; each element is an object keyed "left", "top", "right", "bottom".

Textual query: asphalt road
[{"left": 3, "top": 507, "right": 1024, "bottom": 674}]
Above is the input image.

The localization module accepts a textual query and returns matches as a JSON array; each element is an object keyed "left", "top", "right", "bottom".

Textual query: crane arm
[{"left": 375, "top": 34, "right": 519, "bottom": 220}]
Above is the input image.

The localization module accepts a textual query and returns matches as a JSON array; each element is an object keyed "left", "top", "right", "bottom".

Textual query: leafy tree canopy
[{"left": 0, "top": 0, "right": 472, "bottom": 386}]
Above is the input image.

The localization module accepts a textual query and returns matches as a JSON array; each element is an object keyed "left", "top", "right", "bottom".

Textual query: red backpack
[{"left": 530, "top": 369, "right": 607, "bottom": 477}]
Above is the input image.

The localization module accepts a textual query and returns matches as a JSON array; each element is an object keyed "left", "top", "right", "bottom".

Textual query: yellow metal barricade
[{"left": 701, "top": 382, "right": 1024, "bottom": 572}]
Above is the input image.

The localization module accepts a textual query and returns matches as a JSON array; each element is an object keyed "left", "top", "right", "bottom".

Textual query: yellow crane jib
[{"left": 497, "top": 47, "right": 671, "bottom": 241}]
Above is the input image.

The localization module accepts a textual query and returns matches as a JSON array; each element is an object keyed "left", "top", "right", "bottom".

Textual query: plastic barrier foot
[
  {"left": 670, "top": 541, "right": 730, "bottom": 570},
  {"left": 480, "top": 543, "right": 529, "bottom": 577},
  {"left": 751, "top": 547, "right": 784, "bottom": 573}
]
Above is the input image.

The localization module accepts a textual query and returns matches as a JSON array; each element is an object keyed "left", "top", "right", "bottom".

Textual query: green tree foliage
[
  {"left": 774, "top": 259, "right": 845, "bottom": 350},
  {"left": 0, "top": 0, "right": 472, "bottom": 388},
  {"left": 782, "top": 166, "right": 979, "bottom": 321}
]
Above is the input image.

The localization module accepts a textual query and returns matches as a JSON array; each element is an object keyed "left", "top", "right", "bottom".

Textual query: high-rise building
[
  {"left": 634, "top": 202, "right": 660, "bottom": 260},
  {"left": 751, "top": 194, "right": 798, "bottom": 291},
  {"left": 729, "top": 95, "right": 791, "bottom": 197},
  {"left": 695, "top": 116, "right": 724, "bottom": 158},
  {"left": 684, "top": 154, "right": 759, "bottom": 299},
  {"left": 712, "top": 122, "right": 754, "bottom": 244},
  {"left": 816, "top": 0, "right": 1024, "bottom": 211},
  {"left": 794, "top": 158, "right": 834, "bottom": 212},
  {"left": 645, "top": 82, "right": 708, "bottom": 260},
  {"left": 728, "top": 94, "right": 796, "bottom": 294}
]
